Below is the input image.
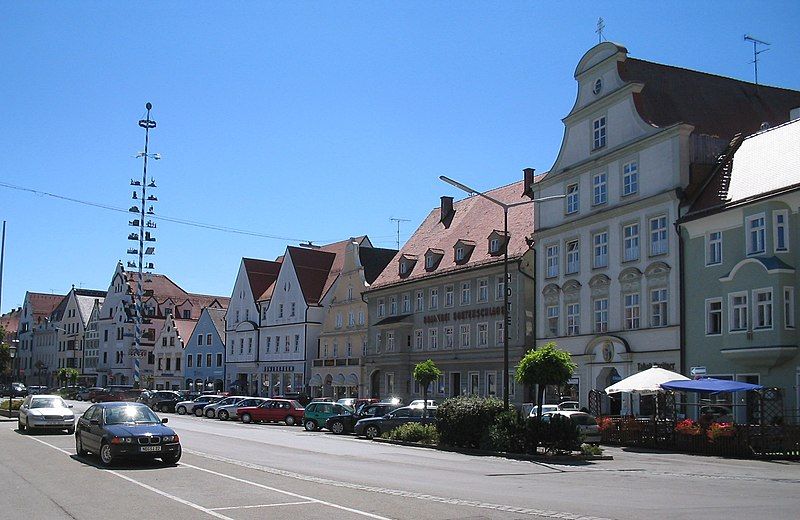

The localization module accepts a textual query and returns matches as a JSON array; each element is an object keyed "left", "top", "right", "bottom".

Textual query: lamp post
[
  {"left": 439, "top": 175, "right": 564, "bottom": 409},
  {"left": 10, "top": 339, "right": 18, "bottom": 383}
]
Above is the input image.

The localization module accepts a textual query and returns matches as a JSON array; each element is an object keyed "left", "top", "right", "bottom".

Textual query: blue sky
[{"left": 2, "top": 2, "right": 799, "bottom": 313}]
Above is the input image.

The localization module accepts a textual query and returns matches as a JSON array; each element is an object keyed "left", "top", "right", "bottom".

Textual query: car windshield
[
  {"left": 570, "top": 414, "right": 597, "bottom": 426},
  {"left": 290, "top": 400, "right": 302, "bottom": 408},
  {"left": 104, "top": 405, "right": 160, "bottom": 425},
  {"left": 30, "top": 397, "right": 67, "bottom": 409}
]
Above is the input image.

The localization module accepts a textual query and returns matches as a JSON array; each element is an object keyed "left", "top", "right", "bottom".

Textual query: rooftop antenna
[
  {"left": 596, "top": 17, "right": 606, "bottom": 44},
  {"left": 389, "top": 217, "right": 410, "bottom": 250},
  {"left": 744, "top": 34, "right": 770, "bottom": 85}
]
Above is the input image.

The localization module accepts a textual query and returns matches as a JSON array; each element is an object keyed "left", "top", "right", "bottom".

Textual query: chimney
[
  {"left": 522, "top": 168, "right": 536, "bottom": 199},
  {"left": 790, "top": 107, "right": 800, "bottom": 121},
  {"left": 440, "top": 196, "right": 455, "bottom": 229}
]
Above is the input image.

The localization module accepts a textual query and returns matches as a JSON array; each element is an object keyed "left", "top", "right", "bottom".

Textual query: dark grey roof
[{"left": 359, "top": 246, "right": 398, "bottom": 285}]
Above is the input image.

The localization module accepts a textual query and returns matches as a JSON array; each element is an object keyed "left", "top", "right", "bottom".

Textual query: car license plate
[{"left": 140, "top": 446, "right": 161, "bottom": 452}]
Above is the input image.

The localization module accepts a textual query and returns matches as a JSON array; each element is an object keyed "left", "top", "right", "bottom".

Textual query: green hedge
[
  {"left": 436, "top": 396, "right": 504, "bottom": 449},
  {"left": 384, "top": 423, "right": 440, "bottom": 445}
]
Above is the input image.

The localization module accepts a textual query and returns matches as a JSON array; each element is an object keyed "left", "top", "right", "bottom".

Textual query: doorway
[{"left": 451, "top": 372, "right": 461, "bottom": 397}]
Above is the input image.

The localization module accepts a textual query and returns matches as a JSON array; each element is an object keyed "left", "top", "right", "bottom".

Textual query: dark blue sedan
[{"left": 75, "top": 402, "right": 181, "bottom": 466}]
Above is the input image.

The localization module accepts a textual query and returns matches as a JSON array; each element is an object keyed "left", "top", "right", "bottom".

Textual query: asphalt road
[{"left": 1, "top": 400, "right": 798, "bottom": 520}]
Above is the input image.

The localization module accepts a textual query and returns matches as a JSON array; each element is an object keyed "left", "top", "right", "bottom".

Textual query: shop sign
[
  {"left": 637, "top": 362, "right": 676, "bottom": 371},
  {"left": 263, "top": 365, "right": 296, "bottom": 373},
  {"left": 423, "top": 305, "right": 504, "bottom": 324}
]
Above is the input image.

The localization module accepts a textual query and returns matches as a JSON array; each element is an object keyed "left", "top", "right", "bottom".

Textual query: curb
[{"left": 371, "top": 438, "right": 613, "bottom": 461}]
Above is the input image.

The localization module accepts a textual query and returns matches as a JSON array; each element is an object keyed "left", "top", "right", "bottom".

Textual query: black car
[
  {"left": 354, "top": 406, "right": 436, "bottom": 439},
  {"left": 1, "top": 383, "right": 28, "bottom": 398},
  {"left": 325, "top": 402, "right": 401, "bottom": 435},
  {"left": 75, "top": 402, "right": 181, "bottom": 466},
  {"left": 139, "top": 390, "right": 183, "bottom": 411}
]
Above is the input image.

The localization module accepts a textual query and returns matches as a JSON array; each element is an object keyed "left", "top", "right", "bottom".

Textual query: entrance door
[
  {"left": 370, "top": 371, "right": 381, "bottom": 399},
  {"left": 451, "top": 373, "right": 461, "bottom": 397}
]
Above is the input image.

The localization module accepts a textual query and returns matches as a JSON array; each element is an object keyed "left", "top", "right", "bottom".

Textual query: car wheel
[
  {"left": 205, "top": 409, "right": 215, "bottom": 418},
  {"left": 194, "top": 408, "right": 204, "bottom": 417},
  {"left": 161, "top": 447, "right": 181, "bottom": 465},
  {"left": 76, "top": 434, "right": 88, "bottom": 456},
  {"left": 218, "top": 410, "right": 229, "bottom": 421},
  {"left": 177, "top": 406, "right": 186, "bottom": 415},
  {"left": 304, "top": 420, "right": 317, "bottom": 431},
  {"left": 330, "top": 421, "right": 345, "bottom": 435},
  {"left": 241, "top": 413, "right": 252, "bottom": 424},
  {"left": 285, "top": 415, "right": 296, "bottom": 426},
  {"left": 365, "top": 425, "right": 380, "bottom": 440},
  {"left": 17, "top": 419, "right": 26, "bottom": 433},
  {"left": 99, "top": 442, "right": 114, "bottom": 467}
]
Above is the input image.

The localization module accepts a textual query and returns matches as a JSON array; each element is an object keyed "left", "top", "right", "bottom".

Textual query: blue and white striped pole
[{"left": 134, "top": 358, "right": 140, "bottom": 387}]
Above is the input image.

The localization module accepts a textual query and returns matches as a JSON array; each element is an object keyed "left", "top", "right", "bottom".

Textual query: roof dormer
[
  {"left": 424, "top": 248, "right": 444, "bottom": 272},
  {"left": 453, "top": 239, "right": 476, "bottom": 265},
  {"left": 487, "top": 230, "right": 509, "bottom": 257},
  {"left": 398, "top": 254, "right": 418, "bottom": 278}
]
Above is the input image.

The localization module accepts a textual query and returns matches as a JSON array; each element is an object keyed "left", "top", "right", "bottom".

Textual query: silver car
[
  {"left": 202, "top": 396, "right": 248, "bottom": 418},
  {"left": 544, "top": 411, "right": 601, "bottom": 445},
  {"left": 216, "top": 397, "right": 269, "bottom": 421},
  {"left": 18, "top": 395, "right": 75, "bottom": 434}
]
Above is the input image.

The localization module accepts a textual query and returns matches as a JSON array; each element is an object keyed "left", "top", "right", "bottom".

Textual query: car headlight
[
  {"left": 110, "top": 437, "right": 133, "bottom": 444},
  {"left": 162, "top": 435, "right": 179, "bottom": 443}
]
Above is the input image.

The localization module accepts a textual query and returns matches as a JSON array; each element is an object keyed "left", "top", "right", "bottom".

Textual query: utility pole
[
  {"left": 389, "top": 218, "right": 410, "bottom": 250},
  {"left": 744, "top": 34, "right": 770, "bottom": 85},
  {"left": 596, "top": 18, "right": 605, "bottom": 44}
]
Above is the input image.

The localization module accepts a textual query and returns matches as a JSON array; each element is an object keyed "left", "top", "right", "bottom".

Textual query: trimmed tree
[
  {"left": 515, "top": 342, "right": 576, "bottom": 423},
  {"left": 413, "top": 359, "right": 442, "bottom": 418}
]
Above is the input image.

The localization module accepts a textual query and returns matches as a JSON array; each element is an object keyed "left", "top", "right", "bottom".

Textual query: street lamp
[
  {"left": 7, "top": 340, "right": 17, "bottom": 385},
  {"left": 439, "top": 175, "right": 565, "bottom": 410}
]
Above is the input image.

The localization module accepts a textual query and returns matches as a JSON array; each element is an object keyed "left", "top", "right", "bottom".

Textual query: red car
[{"left": 237, "top": 399, "right": 304, "bottom": 426}]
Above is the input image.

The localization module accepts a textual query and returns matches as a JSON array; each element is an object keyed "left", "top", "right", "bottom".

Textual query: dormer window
[
  {"left": 487, "top": 231, "right": 509, "bottom": 256},
  {"left": 424, "top": 248, "right": 444, "bottom": 271},
  {"left": 398, "top": 254, "right": 417, "bottom": 278},
  {"left": 453, "top": 240, "right": 476, "bottom": 265}
]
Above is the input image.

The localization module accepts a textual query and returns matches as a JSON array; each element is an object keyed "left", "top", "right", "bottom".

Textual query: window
[
  {"left": 197, "top": 334, "right": 203, "bottom": 345},
  {"left": 402, "top": 294, "right": 410, "bottom": 313},
  {"left": 478, "top": 279, "right": 488, "bottom": 302},
  {"left": 547, "top": 305, "right": 559, "bottom": 336},
  {"left": 706, "top": 299, "right": 722, "bottom": 335},
  {"left": 377, "top": 299, "right": 385, "bottom": 317},
  {"left": 650, "top": 289, "right": 668, "bottom": 327},
  {"left": 169, "top": 336, "right": 175, "bottom": 347},
  {"left": 455, "top": 247, "right": 464, "bottom": 262},
  {"left": 444, "top": 286, "right": 454, "bottom": 308},
  {"left": 336, "top": 313, "right": 343, "bottom": 328},
  {"left": 247, "top": 337, "right": 252, "bottom": 353},
  {"left": 444, "top": 327, "right": 454, "bottom": 349},
  {"left": 753, "top": 289, "right": 773, "bottom": 329},
  {"left": 546, "top": 245, "right": 559, "bottom": 278},
  {"left": 414, "top": 330, "right": 423, "bottom": 350},
  {"left": 477, "top": 323, "right": 488, "bottom": 347},
  {"left": 206, "top": 353, "right": 212, "bottom": 367},
  {"left": 428, "top": 328, "right": 438, "bottom": 350},
  {"left": 386, "top": 332, "right": 395, "bottom": 352},
  {"left": 425, "top": 255, "right": 435, "bottom": 269},
  {"left": 774, "top": 210, "right": 789, "bottom": 252},
  {"left": 266, "top": 336, "right": 271, "bottom": 352},
  {"left": 386, "top": 373, "right": 395, "bottom": 396},
  {"left": 594, "top": 298, "right": 608, "bottom": 333},
  {"left": 348, "top": 311, "right": 355, "bottom": 326},
  {"left": 165, "top": 358, "right": 171, "bottom": 371},
  {"left": 566, "top": 303, "right": 580, "bottom": 336},
  {"left": 496, "top": 320, "right": 504, "bottom": 345},
  {"left": 650, "top": 216, "right": 668, "bottom": 256},
  {"left": 290, "top": 302, "right": 296, "bottom": 317},
  {"left": 206, "top": 333, "right": 212, "bottom": 345},
  {"left": 623, "top": 223, "right": 639, "bottom": 262},
  {"left": 469, "top": 372, "right": 479, "bottom": 395},
  {"left": 622, "top": 161, "right": 638, "bottom": 196},
  {"left": 284, "top": 336, "right": 290, "bottom": 352},
  {"left": 706, "top": 231, "right": 722, "bottom": 266},
  {"left": 274, "top": 336, "right": 279, "bottom": 352},
  {"left": 216, "top": 353, "right": 223, "bottom": 366},
  {"left": 358, "top": 310, "right": 365, "bottom": 325},
  {"left": 785, "top": 287, "right": 795, "bottom": 329},
  {"left": 459, "top": 324, "right": 471, "bottom": 348},
  {"left": 332, "top": 341, "right": 338, "bottom": 358},
  {"left": 278, "top": 304, "right": 284, "bottom": 318},
  {"left": 416, "top": 291, "right": 424, "bottom": 311},
  {"left": 490, "top": 238, "right": 500, "bottom": 254},
  {"left": 592, "top": 172, "right": 607, "bottom": 205},
  {"left": 592, "top": 78, "right": 603, "bottom": 95},
  {"left": 197, "top": 353, "right": 202, "bottom": 367},
  {"left": 429, "top": 288, "right": 439, "bottom": 310},
  {"left": 347, "top": 286, "right": 353, "bottom": 301},
  {"left": 566, "top": 240, "right": 580, "bottom": 274},
  {"left": 390, "top": 296, "right": 397, "bottom": 315},
  {"left": 460, "top": 282, "right": 471, "bottom": 305},
  {"left": 294, "top": 334, "right": 300, "bottom": 352},
  {"left": 593, "top": 231, "right": 608, "bottom": 268},
  {"left": 624, "top": 293, "right": 640, "bottom": 330},
  {"left": 399, "top": 261, "right": 408, "bottom": 275},
  {"left": 485, "top": 372, "right": 497, "bottom": 398},
  {"left": 747, "top": 214, "right": 766, "bottom": 255},
  {"left": 592, "top": 116, "right": 606, "bottom": 149},
  {"left": 495, "top": 275, "right": 506, "bottom": 301},
  {"left": 162, "top": 337, "right": 167, "bottom": 347},
  {"left": 323, "top": 342, "right": 328, "bottom": 358},
  {"left": 566, "top": 183, "right": 579, "bottom": 214},
  {"left": 729, "top": 292, "right": 748, "bottom": 332},
  {"left": 187, "top": 355, "right": 193, "bottom": 368},
  {"left": 362, "top": 338, "right": 368, "bottom": 356},
  {"left": 245, "top": 309, "right": 249, "bottom": 321}
]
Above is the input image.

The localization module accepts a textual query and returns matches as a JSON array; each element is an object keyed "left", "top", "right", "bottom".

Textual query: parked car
[
  {"left": 525, "top": 404, "right": 559, "bottom": 418},
  {"left": 542, "top": 411, "right": 601, "bottom": 445},
  {"left": 17, "top": 395, "right": 75, "bottom": 434},
  {"left": 217, "top": 397, "right": 269, "bottom": 421},
  {"left": 75, "top": 402, "right": 181, "bottom": 466},
  {"left": 409, "top": 399, "right": 438, "bottom": 409},
  {"left": 175, "top": 395, "right": 222, "bottom": 415},
  {"left": 354, "top": 406, "right": 436, "bottom": 439},
  {"left": 92, "top": 386, "right": 141, "bottom": 403},
  {"left": 237, "top": 399, "right": 304, "bottom": 426},
  {"left": 54, "top": 386, "right": 84, "bottom": 399},
  {"left": 325, "top": 402, "right": 402, "bottom": 435},
  {"left": 557, "top": 401, "right": 581, "bottom": 411},
  {"left": 202, "top": 396, "right": 248, "bottom": 418},
  {"left": 76, "top": 387, "right": 104, "bottom": 401},
  {"left": 303, "top": 402, "right": 353, "bottom": 431},
  {"left": 1, "top": 382, "right": 28, "bottom": 398},
  {"left": 150, "top": 392, "right": 187, "bottom": 413},
  {"left": 26, "top": 385, "right": 49, "bottom": 395},
  {"left": 139, "top": 391, "right": 182, "bottom": 410},
  {"left": 699, "top": 405, "right": 734, "bottom": 423}
]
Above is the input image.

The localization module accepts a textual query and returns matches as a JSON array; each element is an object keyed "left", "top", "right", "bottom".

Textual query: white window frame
[
  {"left": 478, "top": 278, "right": 488, "bottom": 302},
  {"left": 623, "top": 222, "right": 640, "bottom": 262},
  {"left": 706, "top": 231, "right": 722, "bottom": 266},
  {"left": 650, "top": 288, "right": 668, "bottom": 327},
  {"left": 592, "top": 172, "right": 607, "bottom": 206},
  {"left": 705, "top": 298, "right": 723, "bottom": 336},
  {"left": 566, "top": 183, "right": 579, "bottom": 214},
  {"left": 444, "top": 285, "right": 454, "bottom": 308},
  {"left": 593, "top": 298, "right": 608, "bottom": 333},
  {"left": 444, "top": 326, "right": 454, "bottom": 349},
  {"left": 429, "top": 288, "right": 439, "bottom": 310},
  {"left": 566, "top": 303, "right": 580, "bottom": 336},
  {"left": 546, "top": 305, "right": 559, "bottom": 336},
  {"left": 566, "top": 239, "right": 580, "bottom": 275},
  {"left": 402, "top": 293, "right": 411, "bottom": 313},
  {"left": 624, "top": 292, "right": 640, "bottom": 330},
  {"left": 477, "top": 322, "right": 488, "bottom": 347},
  {"left": 485, "top": 371, "right": 497, "bottom": 398},
  {"left": 469, "top": 372, "right": 480, "bottom": 395},
  {"left": 592, "top": 116, "right": 607, "bottom": 150},
  {"left": 784, "top": 286, "right": 795, "bottom": 329},
  {"left": 390, "top": 296, "right": 397, "bottom": 315},
  {"left": 415, "top": 290, "right": 424, "bottom": 311},
  {"left": 752, "top": 288, "right": 773, "bottom": 330},
  {"left": 649, "top": 215, "right": 668, "bottom": 256},
  {"left": 773, "top": 209, "right": 789, "bottom": 252},
  {"left": 622, "top": 160, "right": 638, "bottom": 196},
  {"left": 729, "top": 291, "right": 749, "bottom": 333},
  {"left": 386, "top": 331, "right": 395, "bottom": 352},
  {"left": 545, "top": 244, "right": 559, "bottom": 278},
  {"left": 460, "top": 281, "right": 471, "bottom": 305},
  {"left": 428, "top": 328, "right": 438, "bottom": 350},
  {"left": 414, "top": 329, "right": 424, "bottom": 351},
  {"left": 459, "top": 324, "right": 470, "bottom": 349},
  {"left": 489, "top": 238, "right": 500, "bottom": 254},
  {"left": 593, "top": 231, "right": 608, "bottom": 269},
  {"left": 377, "top": 299, "right": 385, "bottom": 318},
  {"left": 495, "top": 320, "right": 504, "bottom": 346},
  {"left": 746, "top": 213, "right": 766, "bottom": 256}
]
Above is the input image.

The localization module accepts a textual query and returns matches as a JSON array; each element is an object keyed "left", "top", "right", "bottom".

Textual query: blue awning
[{"left": 660, "top": 377, "right": 763, "bottom": 393}]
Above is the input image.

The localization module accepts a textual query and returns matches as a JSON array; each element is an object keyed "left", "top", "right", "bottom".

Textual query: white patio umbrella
[{"left": 604, "top": 366, "right": 689, "bottom": 395}]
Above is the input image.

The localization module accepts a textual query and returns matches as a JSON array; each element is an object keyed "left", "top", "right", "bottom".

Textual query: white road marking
[{"left": 210, "top": 501, "right": 314, "bottom": 511}]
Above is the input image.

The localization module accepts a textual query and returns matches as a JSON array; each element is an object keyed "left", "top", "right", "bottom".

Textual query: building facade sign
[{"left": 423, "top": 305, "right": 505, "bottom": 324}]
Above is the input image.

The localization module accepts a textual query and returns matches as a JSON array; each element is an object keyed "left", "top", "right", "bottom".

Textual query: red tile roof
[
  {"left": 124, "top": 272, "right": 185, "bottom": 299},
  {"left": 0, "top": 308, "right": 21, "bottom": 335},
  {"left": 618, "top": 58, "right": 800, "bottom": 139},
  {"left": 242, "top": 258, "right": 282, "bottom": 302},
  {"left": 26, "top": 292, "right": 66, "bottom": 324},
  {"left": 287, "top": 246, "right": 337, "bottom": 305},
  {"left": 371, "top": 180, "right": 533, "bottom": 289}
]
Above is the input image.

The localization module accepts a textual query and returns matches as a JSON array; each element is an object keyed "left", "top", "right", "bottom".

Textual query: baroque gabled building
[
  {"left": 184, "top": 307, "right": 227, "bottom": 393},
  {"left": 531, "top": 42, "right": 800, "bottom": 415},
  {"left": 55, "top": 287, "right": 106, "bottom": 384},
  {"left": 16, "top": 292, "right": 64, "bottom": 384},
  {"left": 152, "top": 313, "right": 196, "bottom": 390}
]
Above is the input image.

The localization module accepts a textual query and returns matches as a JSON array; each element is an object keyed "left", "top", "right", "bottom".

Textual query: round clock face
[
  {"left": 602, "top": 341, "right": 614, "bottom": 362},
  {"left": 593, "top": 78, "right": 603, "bottom": 95}
]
